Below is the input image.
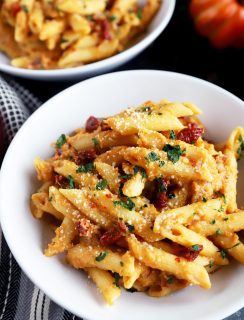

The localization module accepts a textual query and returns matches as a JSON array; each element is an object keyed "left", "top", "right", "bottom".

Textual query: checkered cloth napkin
[{"left": 0, "top": 73, "right": 242, "bottom": 320}]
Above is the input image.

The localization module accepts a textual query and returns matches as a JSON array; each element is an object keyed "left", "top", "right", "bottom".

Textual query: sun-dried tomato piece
[
  {"left": 83, "top": 148, "right": 97, "bottom": 160},
  {"left": 85, "top": 116, "right": 100, "bottom": 133},
  {"left": 100, "top": 222, "right": 126, "bottom": 246},
  {"left": 179, "top": 244, "right": 203, "bottom": 262},
  {"left": 11, "top": 3, "right": 21, "bottom": 15},
  {"left": 154, "top": 191, "right": 168, "bottom": 210},
  {"left": 94, "top": 17, "right": 112, "bottom": 40},
  {"left": 54, "top": 174, "right": 68, "bottom": 188},
  {"left": 73, "top": 148, "right": 97, "bottom": 165},
  {"left": 100, "top": 227, "right": 122, "bottom": 246},
  {"left": 76, "top": 219, "right": 96, "bottom": 237},
  {"left": 177, "top": 123, "right": 204, "bottom": 144}
]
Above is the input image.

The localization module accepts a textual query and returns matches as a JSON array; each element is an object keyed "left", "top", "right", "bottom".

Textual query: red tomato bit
[
  {"left": 11, "top": 3, "right": 21, "bottom": 16},
  {"left": 85, "top": 116, "right": 100, "bottom": 133},
  {"left": 177, "top": 123, "right": 204, "bottom": 144},
  {"left": 100, "top": 221, "right": 126, "bottom": 246},
  {"left": 54, "top": 174, "right": 68, "bottom": 188},
  {"left": 154, "top": 192, "right": 168, "bottom": 210},
  {"left": 179, "top": 244, "right": 203, "bottom": 262}
]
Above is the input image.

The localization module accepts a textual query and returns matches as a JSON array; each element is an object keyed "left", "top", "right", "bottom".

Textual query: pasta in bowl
[
  {"left": 31, "top": 99, "right": 244, "bottom": 305},
  {"left": 0, "top": 70, "right": 243, "bottom": 320},
  {"left": 0, "top": 0, "right": 175, "bottom": 80}
]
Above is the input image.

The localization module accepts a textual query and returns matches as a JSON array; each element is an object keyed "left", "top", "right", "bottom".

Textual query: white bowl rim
[
  {"left": 0, "top": 0, "right": 175, "bottom": 78},
  {"left": 0, "top": 69, "right": 244, "bottom": 320}
]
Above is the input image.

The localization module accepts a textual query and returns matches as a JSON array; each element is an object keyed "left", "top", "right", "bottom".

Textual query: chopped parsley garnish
[
  {"left": 202, "top": 197, "right": 207, "bottom": 202},
  {"left": 48, "top": 196, "right": 53, "bottom": 202},
  {"left": 56, "top": 134, "right": 66, "bottom": 148},
  {"left": 158, "top": 160, "right": 165, "bottom": 167},
  {"left": 237, "top": 135, "right": 244, "bottom": 158},
  {"left": 167, "top": 276, "right": 175, "bottom": 284},
  {"left": 169, "top": 130, "right": 176, "bottom": 140},
  {"left": 214, "top": 191, "right": 226, "bottom": 203},
  {"left": 163, "top": 144, "right": 185, "bottom": 163},
  {"left": 133, "top": 166, "right": 147, "bottom": 179},
  {"left": 126, "top": 223, "right": 135, "bottom": 232},
  {"left": 120, "top": 261, "right": 124, "bottom": 267},
  {"left": 193, "top": 212, "right": 197, "bottom": 216},
  {"left": 60, "top": 37, "right": 68, "bottom": 43},
  {"left": 95, "top": 252, "right": 107, "bottom": 262},
  {"left": 118, "top": 184, "right": 124, "bottom": 197},
  {"left": 219, "top": 243, "right": 241, "bottom": 259},
  {"left": 191, "top": 244, "right": 201, "bottom": 251},
  {"left": 216, "top": 205, "right": 224, "bottom": 213},
  {"left": 120, "top": 174, "right": 133, "bottom": 180},
  {"left": 68, "top": 175, "right": 75, "bottom": 189},
  {"left": 209, "top": 260, "right": 214, "bottom": 268},
  {"left": 136, "top": 8, "right": 143, "bottom": 19},
  {"left": 126, "top": 287, "right": 138, "bottom": 293},
  {"left": 76, "top": 162, "right": 94, "bottom": 173},
  {"left": 141, "top": 106, "right": 151, "bottom": 112},
  {"left": 21, "top": 4, "right": 28, "bottom": 12},
  {"left": 219, "top": 249, "right": 227, "bottom": 259},
  {"left": 168, "top": 192, "right": 176, "bottom": 199},
  {"left": 96, "top": 179, "right": 108, "bottom": 190},
  {"left": 223, "top": 217, "right": 229, "bottom": 221},
  {"left": 155, "top": 177, "right": 167, "bottom": 192},
  {"left": 145, "top": 151, "right": 160, "bottom": 162},
  {"left": 113, "top": 198, "right": 135, "bottom": 211},
  {"left": 108, "top": 15, "right": 117, "bottom": 21},
  {"left": 92, "top": 137, "right": 99, "bottom": 147},
  {"left": 210, "top": 219, "right": 216, "bottom": 225},
  {"left": 216, "top": 228, "right": 222, "bottom": 235},
  {"left": 113, "top": 272, "right": 121, "bottom": 288}
]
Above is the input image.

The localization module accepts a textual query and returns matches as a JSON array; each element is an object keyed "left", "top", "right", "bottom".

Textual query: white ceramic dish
[
  {"left": 0, "top": 0, "right": 175, "bottom": 81},
  {"left": 0, "top": 70, "right": 244, "bottom": 320}
]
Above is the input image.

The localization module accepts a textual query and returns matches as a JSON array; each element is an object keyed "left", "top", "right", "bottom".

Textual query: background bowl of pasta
[
  {"left": 0, "top": 0, "right": 175, "bottom": 80},
  {"left": 0, "top": 70, "right": 244, "bottom": 320}
]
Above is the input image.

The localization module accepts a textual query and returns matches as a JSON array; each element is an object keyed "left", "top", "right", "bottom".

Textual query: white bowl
[
  {"left": 0, "top": 70, "right": 244, "bottom": 320},
  {"left": 0, "top": 0, "right": 175, "bottom": 81}
]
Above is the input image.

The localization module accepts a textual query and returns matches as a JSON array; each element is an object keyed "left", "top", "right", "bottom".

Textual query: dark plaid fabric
[{"left": 0, "top": 73, "right": 243, "bottom": 320}]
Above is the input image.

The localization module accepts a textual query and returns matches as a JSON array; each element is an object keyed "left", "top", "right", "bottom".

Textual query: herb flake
[
  {"left": 237, "top": 135, "right": 244, "bottom": 158},
  {"left": 126, "top": 223, "right": 135, "bottom": 232},
  {"left": 191, "top": 244, "right": 201, "bottom": 251},
  {"left": 95, "top": 252, "right": 107, "bottom": 262},
  {"left": 113, "top": 198, "right": 135, "bottom": 211},
  {"left": 113, "top": 272, "right": 121, "bottom": 288},
  {"left": 96, "top": 179, "right": 108, "bottom": 190},
  {"left": 76, "top": 162, "right": 94, "bottom": 173},
  {"left": 136, "top": 8, "right": 143, "bottom": 19},
  {"left": 56, "top": 134, "right": 66, "bottom": 148},
  {"left": 145, "top": 151, "right": 160, "bottom": 163},
  {"left": 216, "top": 228, "right": 222, "bottom": 235},
  {"left": 169, "top": 130, "right": 176, "bottom": 140},
  {"left": 167, "top": 276, "right": 175, "bottom": 284},
  {"left": 92, "top": 137, "right": 99, "bottom": 147},
  {"left": 163, "top": 144, "right": 185, "bottom": 163},
  {"left": 68, "top": 175, "right": 75, "bottom": 189},
  {"left": 21, "top": 4, "right": 28, "bottom": 12}
]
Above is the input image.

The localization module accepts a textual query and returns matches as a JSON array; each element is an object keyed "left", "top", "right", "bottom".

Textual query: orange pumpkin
[{"left": 190, "top": 0, "right": 244, "bottom": 48}]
